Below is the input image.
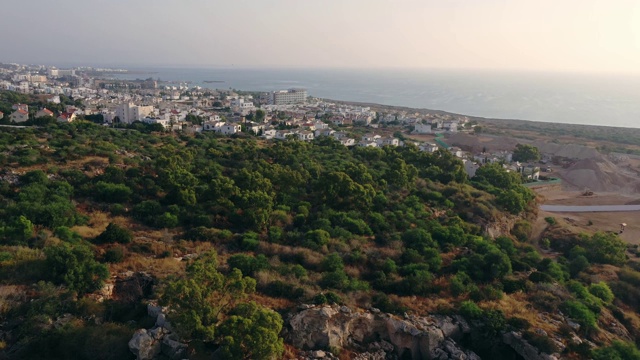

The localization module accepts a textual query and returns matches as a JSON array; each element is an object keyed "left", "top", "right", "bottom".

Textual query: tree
[
  {"left": 2, "top": 215, "right": 34, "bottom": 244},
  {"left": 512, "top": 144, "right": 541, "bottom": 163},
  {"left": 44, "top": 243, "right": 109, "bottom": 295},
  {"left": 216, "top": 302, "right": 284, "bottom": 360},
  {"left": 255, "top": 109, "right": 266, "bottom": 123},
  {"left": 160, "top": 251, "right": 256, "bottom": 341}
]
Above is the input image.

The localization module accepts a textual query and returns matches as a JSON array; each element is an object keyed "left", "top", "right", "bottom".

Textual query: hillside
[{"left": 0, "top": 122, "right": 639, "bottom": 360}]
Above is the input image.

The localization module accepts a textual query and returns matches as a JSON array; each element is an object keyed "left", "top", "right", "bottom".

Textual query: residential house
[
  {"left": 339, "top": 138, "right": 356, "bottom": 147},
  {"left": 36, "top": 108, "right": 54, "bottom": 118},
  {"left": 314, "top": 128, "right": 335, "bottom": 137},
  {"left": 449, "top": 147, "right": 464, "bottom": 158},
  {"left": 57, "top": 112, "right": 77, "bottom": 123},
  {"left": 142, "top": 117, "right": 170, "bottom": 129},
  {"left": 12, "top": 104, "right": 28, "bottom": 112},
  {"left": 203, "top": 120, "right": 224, "bottom": 131},
  {"left": 463, "top": 160, "right": 480, "bottom": 178},
  {"left": 414, "top": 123, "right": 432, "bottom": 134},
  {"left": 246, "top": 121, "right": 265, "bottom": 135},
  {"left": 332, "top": 131, "right": 349, "bottom": 140},
  {"left": 376, "top": 137, "right": 400, "bottom": 147},
  {"left": 296, "top": 130, "right": 314, "bottom": 141},
  {"left": 10, "top": 109, "right": 29, "bottom": 123},
  {"left": 362, "top": 133, "right": 381, "bottom": 142},
  {"left": 358, "top": 140, "right": 378, "bottom": 147},
  {"left": 419, "top": 143, "right": 438, "bottom": 153},
  {"left": 314, "top": 120, "right": 329, "bottom": 130},
  {"left": 219, "top": 123, "right": 241, "bottom": 135},
  {"left": 275, "top": 130, "right": 295, "bottom": 140},
  {"left": 262, "top": 129, "right": 277, "bottom": 139},
  {"left": 443, "top": 121, "right": 459, "bottom": 133}
]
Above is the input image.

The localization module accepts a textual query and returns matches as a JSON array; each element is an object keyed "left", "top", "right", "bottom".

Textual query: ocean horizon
[{"left": 112, "top": 67, "right": 640, "bottom": 129}]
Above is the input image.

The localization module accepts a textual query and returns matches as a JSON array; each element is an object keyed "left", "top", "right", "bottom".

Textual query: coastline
[{"left": 321, "top": 97, "right": 640, "bottom": 133}]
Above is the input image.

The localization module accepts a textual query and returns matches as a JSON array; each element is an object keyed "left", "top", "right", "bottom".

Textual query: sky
[{"left": 1, "top": 0, "right": 639, "bottom": 73}]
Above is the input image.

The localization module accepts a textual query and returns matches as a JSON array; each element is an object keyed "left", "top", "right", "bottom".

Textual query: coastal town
[{"left": 0, "top": 62, "right": 540, "bottom": 179}]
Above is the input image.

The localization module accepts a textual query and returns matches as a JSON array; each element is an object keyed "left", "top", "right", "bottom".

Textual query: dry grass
[
  {"left": 485, "top": 293, "right": 559, "bottom": 335},
  {"left": 0, "top": 285, "right": 28, "bottom": 315},
  {"left": 110, "top": 256, "right": 184, "bottom": 279}
]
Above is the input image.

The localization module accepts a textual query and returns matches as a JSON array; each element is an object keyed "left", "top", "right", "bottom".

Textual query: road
[{"left": 540, "top": 205, "right": 640, "bottom": 212}]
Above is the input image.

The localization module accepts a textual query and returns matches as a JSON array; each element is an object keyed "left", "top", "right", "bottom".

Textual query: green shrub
[
  {"left": 94, "top": 223, "right": 132, "bottom": 244},
  {"left": 103, "top": 246, "right": 125, "bottom": 263},
  {"left": 588, "top": 282, "right": 614, "bottom": 304},
  {"left": 561, "top": 300, "right": 597, "bottom": 330},
  {"left": 592, "top": 340, "right": 640, "bottom": 360},
  {"left": 459, "top": 301, "right": 483, "bottom": 319}
]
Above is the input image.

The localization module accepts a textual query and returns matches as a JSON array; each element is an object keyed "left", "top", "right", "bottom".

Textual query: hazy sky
[{"left": 1, "top": 0, "right": 639, "bottom": 73}]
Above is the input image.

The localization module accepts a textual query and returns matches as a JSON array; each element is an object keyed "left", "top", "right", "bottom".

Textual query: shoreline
[{"left": 319, "top": 97, "right": 640, "bottom": 132}]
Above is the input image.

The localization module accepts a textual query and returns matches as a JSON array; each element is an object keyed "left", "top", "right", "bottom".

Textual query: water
[{"left": 113, "top": 68, "right": 640, "bottom": 128}]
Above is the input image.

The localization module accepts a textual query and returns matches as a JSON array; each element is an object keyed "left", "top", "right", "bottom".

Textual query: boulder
[
  {"left": 129, "top": 329, "right": 162, "bottom": 360},
  {"left": 503, "top": 331, "right": 559, "bottom": 360},
  {"left": 287, "top": 305, "right": 477, "bottom": 359},
  {"left": 161, "top": 335, "right": 188, "bottom": 360}
]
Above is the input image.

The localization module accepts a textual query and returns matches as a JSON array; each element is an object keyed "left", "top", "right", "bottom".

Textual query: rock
[
  {"left": 503, "top": 331, "right": 559, "bottom": 360},
  {"left": 534, "top": 328, "right": 548, "bottom": 337},
  {"left": 155, "top": 313, "right": 167, "bottom": 328},
  {"left": 129, "top": 329, "right": 162, "bottom": 360},
  {"left": 311, "top": 350, "right": 327, "bottom": 358},
  {"left": 161, "top": 335, "right": 188, "bottom": 360},
  {"left": 570, "top": 334, "right": 582, "bottom": 345},
  {"left": 353, "top": 350, "right": 387, "bottom": 360},
  {"left": 287, "top": 305, "right": 478, "bottom": 359},
  {"left": 53, "top": 313, "right": 74, "bottom": 329},
  {"left": 566, "top": 320, "right": 580, "bottom": 331},
  {"left": 147, "top": 303, "right": 163, "bottom": 319}
]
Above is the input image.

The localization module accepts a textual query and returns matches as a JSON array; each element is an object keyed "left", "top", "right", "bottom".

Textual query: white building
[
  {"left": 142, "top": 117, "right": 170, "bottom": 129},
  {"left": 203, "top": 121, "right": 225, "bottom": 131},
  {"left": 295, "top": 130, "right": 314, "bottom": 141},
  {"left": 376, "top": 137, "right": 400, "bottom": 147},
  {"left": 272, "top": 89, "right": 307, "bottom": 105},
  {"left": 414, "top": 123, "right": 432, "bottom": 134},
  {"left": 115, "top": 103, "right": 155, "bottom": 124},
  {"left": 10, "top": 109, "right": 29, "bottom": 123},
  {"left": 419, "top": 143, "right": 438, "bottom": 153},
  {"left": 48, "top": 68, "right": 76, "bottom": 77}
]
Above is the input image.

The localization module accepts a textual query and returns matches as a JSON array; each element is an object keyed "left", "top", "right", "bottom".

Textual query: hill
[{"left": 0, "top": 122, "right": 639, "bottom": 359}]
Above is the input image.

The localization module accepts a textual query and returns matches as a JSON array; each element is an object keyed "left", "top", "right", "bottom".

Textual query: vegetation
[{"left": 0, "top": 118, "right": 637, "bottom": 358}]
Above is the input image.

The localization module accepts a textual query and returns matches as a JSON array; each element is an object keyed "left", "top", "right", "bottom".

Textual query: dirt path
[{"left": 535, "top": 188, "right": 640, "bottom": 244}]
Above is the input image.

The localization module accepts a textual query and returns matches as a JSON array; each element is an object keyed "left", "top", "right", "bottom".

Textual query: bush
[
  {"left": 589, "top": 282, "right": 614, "bottom": 304},
  {"left": 103, "top": 246, "right": 125, "bottom": 263},
  {"left": 459, "top": 301, "right": 483, "bottom": 319},
  {"left": 44, "top": 243, "right": 109, "bottom": 294},
  {"left": 592, "top": 341, "right": 640, "bottom": 360},
  {"left": 94, "top": 223, "right": 132, "bottom": 244},
  {"left": 561, "top": 300, "right": 597, "bottom": 330},
  {"left": 228, "top": 254, "right": 269, "bottom": 276},
  {"left": 263, "top": 280, "right": 304, "bottom": 300}
]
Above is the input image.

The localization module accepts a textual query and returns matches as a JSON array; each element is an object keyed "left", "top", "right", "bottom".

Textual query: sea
[{"left": 112, "top": 68, "right": 640, "bottom": 129}]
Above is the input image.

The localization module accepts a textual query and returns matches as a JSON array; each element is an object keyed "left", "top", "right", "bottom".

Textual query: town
[{"left": 0, "top": 62, "right": 541, "bottom": 180}]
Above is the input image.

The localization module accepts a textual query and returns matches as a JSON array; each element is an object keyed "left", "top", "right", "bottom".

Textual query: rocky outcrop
[
  {"left": 502, "top": 331, "right": 559, "bottom": 360},
  {"left": 128, "top": 303, "right": 187, "bottom": 360},
  {"left": 286, "top": 305, "right": 479, "bottom": 360}
]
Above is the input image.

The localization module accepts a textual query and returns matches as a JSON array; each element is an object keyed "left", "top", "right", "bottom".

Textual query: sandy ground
[{"left": 534, "top": 188, "right": 640, "bottom": 245}]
